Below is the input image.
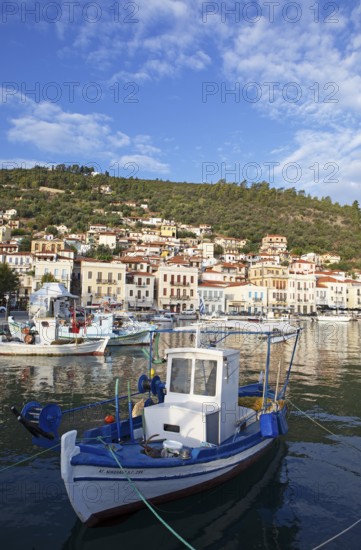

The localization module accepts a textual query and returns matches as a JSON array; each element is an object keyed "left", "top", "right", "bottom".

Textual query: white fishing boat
[
  {"left": 315, "top": 312, "right": 352, "bottom": 322},
  {"left": 177, "top": 309, "right": 198, "bottom": 320},
  {"left": 151, "top": 310, "right": 175, "bottom": 324},
  {"left": 12, "top": 327, "right": 301, "bottom": 526},
  {"left": 190, "top": 317, "right": 298, "bottom": 336},
  {"left": 3, "top": 317, "right": 109, "bottom": 356},
  {"left": 9, "top": 289, "right": 154, "bottom": 347},
  {"left": 0, "top": 337, "right": 109, "bottom": 356}
]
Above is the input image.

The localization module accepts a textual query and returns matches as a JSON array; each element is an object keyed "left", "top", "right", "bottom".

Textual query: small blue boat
[{"left": 12, "top": 327, "right": 301, "bottom": 526}]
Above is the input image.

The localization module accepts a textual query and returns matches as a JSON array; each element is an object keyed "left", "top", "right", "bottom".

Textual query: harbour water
[{"left": 0, "top": 321, "right": 360, "bottom": 549}]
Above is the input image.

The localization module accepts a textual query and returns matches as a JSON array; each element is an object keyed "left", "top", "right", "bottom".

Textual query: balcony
[{"left": 96, "top": 279, "right": 117, "bottom": 285}]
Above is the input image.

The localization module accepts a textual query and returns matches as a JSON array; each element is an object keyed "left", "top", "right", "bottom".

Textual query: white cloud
[
  {"left": 4, "top": 94, "right": 167, "bottom": 175},
  {"left": 116, "top": 154, "right": 169, "bottom": 175},
  {"left": 274, "top": 128, "right": 361, "bottom": 204},
  {"left": 8, "top": 106, "right": 113, "bottom": 155}
]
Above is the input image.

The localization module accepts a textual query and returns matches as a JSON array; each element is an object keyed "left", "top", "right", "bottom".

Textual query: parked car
[{"left": 0, "top": 306, "right": 6, "bottom": 313}]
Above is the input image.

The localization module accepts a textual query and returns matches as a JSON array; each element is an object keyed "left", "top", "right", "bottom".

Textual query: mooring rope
[
  {"left": 288, "top": 398, "right": 361, "bottom": 548},
  {"left": 98, "top": 436, "right": 196, "bottom": 550},
  {"left": 0, "top": 443, "right": 60, "bottom": 473},
  {"left": 287, "top": 399, "right": 361, "bottom": 453},
  {"left": 311, "top": 518, "right": 361, "bottom": 549}
]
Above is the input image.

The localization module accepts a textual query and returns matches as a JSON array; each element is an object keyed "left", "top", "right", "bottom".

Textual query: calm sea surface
[{"left": 0, "top": 321, "right": 360, "bottom": 550}]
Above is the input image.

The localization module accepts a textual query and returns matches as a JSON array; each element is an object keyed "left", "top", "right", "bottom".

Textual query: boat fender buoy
[
  {"left": 24, "top": 334, "right": 34, "bottom": 345},
  {"left": 104, "top": 414, "right": 115, "bottom": 424},
  {"left": 38, "top": 404, "right": 62, "bottom": 436}
]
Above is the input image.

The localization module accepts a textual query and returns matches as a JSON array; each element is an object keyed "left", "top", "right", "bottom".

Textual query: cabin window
[
  {"left": 163, "top": 424, "right": 180, "bottom": 433},
  {"left": 194, "top": 359, "right": 217, "bottom": 396},
  {"left": 169, "top": 358, "right": 192, "bottom": 394}
]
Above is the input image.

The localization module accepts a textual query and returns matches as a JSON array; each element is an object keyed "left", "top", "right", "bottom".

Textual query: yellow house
[
  {"left": 0, "top": 226, "right": 11, "bottom": 242},
  {"left": 31, "top": 238, "right": 65, "bottom": 255},
  {"left": 79, "top": 259, "right": 126, "bottom": 305},
  {"left": 248, "top": 262, "right": 288, "bottom": 308},
  {"left": 160, "top": 225, "right": 177, "bottom": 238}
]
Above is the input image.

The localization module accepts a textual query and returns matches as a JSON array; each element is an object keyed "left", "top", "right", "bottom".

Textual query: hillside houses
[{"left": 1, "top": 214, "right": 360, "bottom": 315}]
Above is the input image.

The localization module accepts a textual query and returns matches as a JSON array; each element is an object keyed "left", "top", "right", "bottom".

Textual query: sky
[{"left": 1, "top": 1, "right": 361, "bottom": 205}]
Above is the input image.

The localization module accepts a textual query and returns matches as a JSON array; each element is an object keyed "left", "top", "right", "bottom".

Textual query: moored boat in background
[{"left": 2, "top": 317, "right": 109, "bottom": 356}]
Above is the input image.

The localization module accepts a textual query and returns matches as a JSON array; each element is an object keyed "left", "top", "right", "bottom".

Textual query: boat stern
[{"left": 94, "top": 336, "right": 110, "bottom": 355}]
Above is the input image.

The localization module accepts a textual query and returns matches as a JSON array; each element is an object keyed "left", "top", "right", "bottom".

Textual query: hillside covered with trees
[{"left": 1, "top": 166, "right": 360, "bottom": 264}]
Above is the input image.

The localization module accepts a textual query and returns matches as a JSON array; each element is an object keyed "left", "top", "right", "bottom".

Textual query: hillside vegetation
[{"left": 1, "top": 166, "right": 360, "bottom": 263}]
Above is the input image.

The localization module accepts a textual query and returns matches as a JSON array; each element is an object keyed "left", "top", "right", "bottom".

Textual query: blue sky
[{"left": 1, "top": 1, "right": 360, "bottom": 204}]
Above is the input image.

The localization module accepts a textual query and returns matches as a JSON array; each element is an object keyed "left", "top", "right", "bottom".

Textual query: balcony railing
[{"left": 96, "top": 279, "right": 117, "bottom": 284}]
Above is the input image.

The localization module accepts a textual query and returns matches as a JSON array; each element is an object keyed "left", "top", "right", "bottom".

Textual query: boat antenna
[
  {"left": 278, "top": 329, "right": 301, "bottom": 399},
  {"left": 262, "top": 333, "right": 272, "bottom": 411},
  {"left": 195, "top": 324, "right": 201, "bottom": 348},
  {"left": 127, "top": 381, "right": 134, "bottom": 442},
  {"left": 273, "top": 359, "right": 282, "bottom": 410},
  {"left": 115, "top": 378, "right": 121, "bottom": 442}
]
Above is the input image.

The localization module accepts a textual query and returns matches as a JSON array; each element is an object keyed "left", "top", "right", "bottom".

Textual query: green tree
[
  {"left": 46, "top": 225, "right": 59, "bottom": 237},
  {"left": 0, "top": 263, "right": 20, "bottom": 314},
  {"left": 95, "top": 245, "right": 113, "bottom": 261},
  {"left": 214, "top": 244, "right": 223, "bottom": 258},
  {"left": 18, "top": 237, "right": 32, "bottom": 252},
  {"left": 41, "top": 273, "right": 59, "bottom": 284}
]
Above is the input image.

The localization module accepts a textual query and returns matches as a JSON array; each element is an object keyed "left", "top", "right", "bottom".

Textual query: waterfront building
[{"left": 156, "top": 264, "right": 198, "bottom": 312}]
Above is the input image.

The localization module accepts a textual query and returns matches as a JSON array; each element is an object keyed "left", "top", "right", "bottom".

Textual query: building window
[
  {"left": 88, "top": 271, "right": 92, "bottom": 279},
  {"left": 163, "top": 288, "right": 167, "bottom": 296},
  {"left": 118, "top": 273, "right": 122, "bottom": 280},
  {"left": 164, "top": 274, "right": 167, "bottom": 282}
]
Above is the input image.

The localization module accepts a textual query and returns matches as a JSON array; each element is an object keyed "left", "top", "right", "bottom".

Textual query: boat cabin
[{"left": 144, "top": 347, "right": 254, "bottom": 447}]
